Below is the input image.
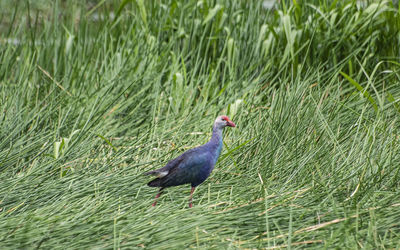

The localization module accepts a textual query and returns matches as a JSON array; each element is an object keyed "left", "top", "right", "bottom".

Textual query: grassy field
[{"left": 1, "top": 0, "right": 400, "bottom": 249}]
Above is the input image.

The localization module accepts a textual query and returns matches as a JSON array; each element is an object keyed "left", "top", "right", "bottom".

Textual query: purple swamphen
[{"left": 144, "top": 115, "right": 236, "bottom": 208}]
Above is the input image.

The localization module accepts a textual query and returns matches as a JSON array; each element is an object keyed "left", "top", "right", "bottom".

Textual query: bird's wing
[
  {"left": 159, "top": 150, "right": 211, "bottom": 185},
  {"left": 145, "top": 146, "right": 211, "bottom": 177},
  {"left": 143, "top": 148, "right": 197, "bottom": 177}
]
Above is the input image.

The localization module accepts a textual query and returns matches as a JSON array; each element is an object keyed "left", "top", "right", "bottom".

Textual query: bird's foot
[
  {"left": 189, "top": 202, "right": 193, "bottom": 208},
  {"left": 152, "top": 201, "right": 157, "bottom": 207}
]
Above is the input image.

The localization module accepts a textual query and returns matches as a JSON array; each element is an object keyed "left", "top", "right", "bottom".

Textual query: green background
[{"left": 1, "top": 0, "right": 400, "bottom": 248}]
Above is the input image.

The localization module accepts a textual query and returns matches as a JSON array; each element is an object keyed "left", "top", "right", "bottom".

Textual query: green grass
[{"left": 1, "top": 0, "right": 400, "bottom": 248}]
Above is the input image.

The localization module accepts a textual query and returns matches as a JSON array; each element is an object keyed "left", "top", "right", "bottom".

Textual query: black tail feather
[
  {"left": 148, "top": 178, "right": 162, "bottom": 187},
  {"left": 143, "top": 170, "right": 156, "bottom": 176}
]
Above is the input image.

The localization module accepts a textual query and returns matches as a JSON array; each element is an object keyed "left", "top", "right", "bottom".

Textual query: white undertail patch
[{"left": 157, "top": 171, "right": 169, "bottom": 178}]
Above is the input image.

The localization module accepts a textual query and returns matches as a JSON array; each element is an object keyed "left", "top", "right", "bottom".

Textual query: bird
[{"left": 144, "top": 115, "right": 236, "bottom": 208}]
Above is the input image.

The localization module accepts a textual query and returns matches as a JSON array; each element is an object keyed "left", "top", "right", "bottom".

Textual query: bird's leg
[
  {"left": 152, "top": 188, "right": 164, "bottom": 207},
  {"left": 188, "top": 186, "right": 196, "bottom": 208}
]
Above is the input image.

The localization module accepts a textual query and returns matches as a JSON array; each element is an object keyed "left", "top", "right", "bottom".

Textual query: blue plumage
[{"left": 144, "top": 115, "right": 236, "bottom": 207}]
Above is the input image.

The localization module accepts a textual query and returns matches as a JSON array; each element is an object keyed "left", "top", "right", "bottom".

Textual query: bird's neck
[
  {"left": 211, "top": 125, "right": 223, "bottom": 143},
  {"left": 209, "top": 125, "right": 224, "bottom": 157}
]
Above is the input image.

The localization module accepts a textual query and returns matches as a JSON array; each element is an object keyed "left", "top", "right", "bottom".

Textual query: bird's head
[{"left": 214, "top": 115, "right": 236, "bottom": 129}]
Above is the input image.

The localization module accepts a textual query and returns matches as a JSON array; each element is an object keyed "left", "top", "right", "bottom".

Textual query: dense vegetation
[{"left": 1, "top": 0, "right": 400, "bottom": 248}]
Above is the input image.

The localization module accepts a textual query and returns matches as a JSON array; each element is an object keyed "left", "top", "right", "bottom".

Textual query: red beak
[{"left": 227, "top": 120, "right": 236, "bottom": 127}]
